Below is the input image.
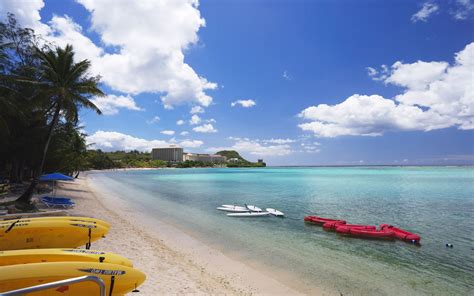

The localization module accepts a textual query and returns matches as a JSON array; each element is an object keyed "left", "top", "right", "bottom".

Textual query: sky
[{"left": 1, "top": 0, "right": 473, "bottom": 165}]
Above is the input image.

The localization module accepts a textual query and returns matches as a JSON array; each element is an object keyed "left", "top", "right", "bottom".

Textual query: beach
[{"left": 65, "top": 172, "right": 310, "bottom": 295}]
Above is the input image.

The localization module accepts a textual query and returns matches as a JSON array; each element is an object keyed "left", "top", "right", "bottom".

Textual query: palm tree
[{"left": 16, "top": 44, "right": 104, "bottom": 205}]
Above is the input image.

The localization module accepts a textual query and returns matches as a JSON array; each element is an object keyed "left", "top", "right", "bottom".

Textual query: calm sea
[{"left": 90, "top": 167, "right": 474, "bottom": 295}]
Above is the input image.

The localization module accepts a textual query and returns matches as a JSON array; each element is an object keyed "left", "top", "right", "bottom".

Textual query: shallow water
[{"left": 91, "top": 167, "right": 474, "bottom": 295}]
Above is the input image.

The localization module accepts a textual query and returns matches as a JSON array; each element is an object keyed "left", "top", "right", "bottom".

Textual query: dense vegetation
[
  {"left": 216, "top": 150, "right": 266, "bottom": 167},
  {"left": 0, "top": 15, "right": 103, "bottom": 205}
]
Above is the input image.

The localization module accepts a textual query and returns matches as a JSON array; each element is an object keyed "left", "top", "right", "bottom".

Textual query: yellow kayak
[
  {"left": 0, "top": 249, "right": 133, "bottom": 267},
  {"left": 0, "top": 261, "right": 146, "bottom": 295},
  {"left": 0, "top": 220, "right": 108, "bottom": 251},
  {"left": 0, "top": 216, "right": 110, "bottom": 229}
]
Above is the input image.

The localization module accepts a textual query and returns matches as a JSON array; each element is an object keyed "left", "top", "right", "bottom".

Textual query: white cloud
[
  {"left": 176, "top": 119, "right": 185, "bottom": 125},
  {"left": 207, "top": 138, "right": 292, "bottom": 156},
  {"left": 160, "top": 130, "right": 175, "bottom": 136},
  {"left": 299, "top": 42, "right": 474, "bottom": 137},
  {"left": 193, "top": 123, "right": 217, "bottom": 133},
  {"left": 180, "top": 131, "right": 189, "bottom": 136},
  {"left": 147, "top": 116, "right": 161, "bottom": 124},
  {"left": 0, "top": 0, "right": 217, "bottom": 109},
  {"left": 411, "top": 2, "right": 439, "bottom": 22},
  {"left": 190, "top": 106, "right": 204, "bottom": 114},
  {"left": 189, "top": 114, "right": 201, "bottom": 125},
  {"left": 87, "top": 130, "right": 203, "bottom": 152},
  {"left": 231, "top": 99, "right": 256, "bottom": 108},
  {"left": 452, "top": 0, "right": 474, "bottom": 20},
  {"left": 282, "top": 70, "right": 291, "bottom": 80},
  {"left": 262, "top": 138, "right": 296, "bottom": 144},
  {"left": 90, "top": 94, "right": 142, "bottom": 115}
]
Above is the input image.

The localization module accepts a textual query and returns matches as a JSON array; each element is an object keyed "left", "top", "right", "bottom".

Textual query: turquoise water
[{"left": 91, "top": 167, "right": 474, "bottom": 295}]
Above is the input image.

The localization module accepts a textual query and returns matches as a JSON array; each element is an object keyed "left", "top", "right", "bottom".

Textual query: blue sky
[{"left": 1, "top": 0, "right": 473, "bottom": 165}]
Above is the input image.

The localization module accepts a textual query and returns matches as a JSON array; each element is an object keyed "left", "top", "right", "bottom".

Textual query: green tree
[{"left": 16, "top": 44, "right": 104, "bottom": 204}]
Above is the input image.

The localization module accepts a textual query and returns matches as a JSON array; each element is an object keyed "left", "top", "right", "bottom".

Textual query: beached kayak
[
  {"left": 380, "top": 224, "right": 421, "bottom": 243},
  {"left": 304, "top": 216, "right": 345, "bottom": 225},
  {"left": 0, "top": 220, "right": 108, "bottom": 251},
  {"left": 0, "top": 261, "right": 145, "bottom": 295},
  {"left": 336, "top": 226, "right": 394, "bottom": 239},
  {"left": 323, "top": 221, "right": 376, "bottom": 231},
  {"left": 0, "top": 216, "right": 110, "bottom": 229},
  {"left": 266, "top": 208, "right": 284, "bottom": 217},
  {"left": 227, "top": 212, "right": 270, "bottom": 217},
  {"left": 0, "top": 249, "right": 133, "bottom": 267}
]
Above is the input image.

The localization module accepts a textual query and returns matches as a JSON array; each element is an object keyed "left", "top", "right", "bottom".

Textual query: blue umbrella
[
  {"left": 39, "top": 173, "right": 74, "bottom": 196},
  {"left": 39, "top": 173, "right": 74, "bottom": 181}
]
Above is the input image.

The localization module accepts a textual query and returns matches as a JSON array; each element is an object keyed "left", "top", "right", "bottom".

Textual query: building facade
[
  {"left": 183, "top": 153, "right": 227, "bottom": 163},
  {"left": 152, "top": 147, "right": 183, "bottom": 162}
]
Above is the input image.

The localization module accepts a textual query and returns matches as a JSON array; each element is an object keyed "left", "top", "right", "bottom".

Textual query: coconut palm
[{"left": 16, "top": 44, "right": 104, "bottom": 204}]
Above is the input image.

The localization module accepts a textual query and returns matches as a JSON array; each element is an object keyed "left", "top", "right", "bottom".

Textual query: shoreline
[{"left": 64, "top": 173, "right": 314, "bottom": 295}]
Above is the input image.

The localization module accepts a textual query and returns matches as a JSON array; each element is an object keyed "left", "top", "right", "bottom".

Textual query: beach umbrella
[{"left": 39, "top": 173, "right": 74, "bottom": 196}]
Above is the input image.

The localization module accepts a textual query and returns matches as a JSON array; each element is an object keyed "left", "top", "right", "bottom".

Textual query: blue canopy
[{"left": 39, "top": 173, "right": 74, "bottom": 181}]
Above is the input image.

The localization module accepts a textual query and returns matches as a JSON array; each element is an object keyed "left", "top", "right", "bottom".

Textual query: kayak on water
[
  {"left": 220, "top": 204, "right": 262, "bottom": 212},
  {"left": 304, "top": 216, "right": 345, "bottom": 225},
  {"left": 266, "top": 208, "right": 284, "bottom": 217},
  {"left": 227, "top": 212, "right": 270, "bottom": 217},
  {"left": 380, "top": 224, "right": 421, "bottom": 244},
  {"left": 216, "top": 206, "right": 249, "bottom": 212},
  {"left": 323, "top": 221, "right": 375, "bottom": 231},
  {"left": 336, "top": 226, "right": 395, "bottom": 239}
]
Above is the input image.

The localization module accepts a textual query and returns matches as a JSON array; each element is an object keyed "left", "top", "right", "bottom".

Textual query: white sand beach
[{"left": 63, "top": 173, "right": 316, "bottom": 295}]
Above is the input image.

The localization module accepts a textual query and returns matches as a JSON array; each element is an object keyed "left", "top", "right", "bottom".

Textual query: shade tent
[{"left": 39, "top": 173, "right": 74, "bottom": 196}]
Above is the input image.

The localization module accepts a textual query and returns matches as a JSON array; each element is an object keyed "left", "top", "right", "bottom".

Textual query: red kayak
[
  {"left": 304, "top": 216, "right": 345, "bottom": 226},
  {"left": 336, "top": 226, "right": 394, "bottom": 239},
  {"left": 327, "top": 223, "right": 376, "bottom": 231},
  {"left": 380, "top": 224, "right": 421, "bottom": 244},
  {"left": 322, "top": 220, "right": 346, "bottom": 230}
]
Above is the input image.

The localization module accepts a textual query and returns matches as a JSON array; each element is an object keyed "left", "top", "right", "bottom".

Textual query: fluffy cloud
[
  {"left": 147, "top": 116, "right": 161, "bottom": 124},
  {"left": 160, "top": 130, "right": 175, "bottom": 135},
  {"left": 231, "top": 99, "right": 256, "bottom": 108},
  {"left": 87, "top": 130, "right": 203, "bottom": 152},
  {"left": 190, "top": 106, "right": 205, "bottom": 114},
  {"left": 180, "top": 131, "right": 189, "bottom": 136},
  {"left": 0, "top": 0, "right": 216, "bottom": 109},
  {"left": 90, "top": 95, "right": 142, "bottom": 115},
  {"left": 176, "top": 120, "right": 185, "bottom": 125},
  {"left": 411, "top": 2, "right": 439, "bottom": 22},
  {"left": 300, "top": 42, "right": 474, "bottom": 137},
  {"left": 207, "top": 138, "right": 292, "bottom": 156},
  {"left": 189, "top": 114, "right": 201, "bottom": 125},
  {"left": 193, "top": 123, "right": 217, "bottom": 133},
  {"left": 282, "top": 70, "right": 291, "bottom": 80}
]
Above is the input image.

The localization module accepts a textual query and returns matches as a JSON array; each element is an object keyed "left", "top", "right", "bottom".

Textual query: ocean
[{"left": 90, "top": 167, "right": 474, "bottom": 295}]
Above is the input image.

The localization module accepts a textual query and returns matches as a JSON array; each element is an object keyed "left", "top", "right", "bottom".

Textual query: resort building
[
  {"left": 152, "top": 146, "right": 183, "bottom": 162},
  {"left": 183, "top": 153, "right": 227, "bottom": 163}
]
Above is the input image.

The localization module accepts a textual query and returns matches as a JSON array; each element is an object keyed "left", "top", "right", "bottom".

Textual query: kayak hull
[
  {"left": 336, "top": 226, "right": 394, "bottom": 239},
  {"left": 304, "top": 216, "right": 345, "bottom": 226},
  {"left": 380, "top": 224, "right": 421, "bottom": 243},
  {"left": 324, "top": 222, "right": 375, "bottom": 231},
  {"left": 0, "top": 262, "right": 145, "bottom": 295},
  {"left": 227, "top": 212, "right": 270, "bottom": 217},
  {"left": 265, "top": 208, "right": 284, "bottom": 217}
]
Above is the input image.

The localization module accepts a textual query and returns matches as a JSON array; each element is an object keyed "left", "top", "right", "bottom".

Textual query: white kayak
[
  {"left": 227, "top": 212, "right": 270, "bottom": 217},
  {"left": 217, "top": 206, "right": 249, "bottom": 212},
  {"left": 266, "top": 208, "right": 285, "bottom": 217},
  {"left": 220, "top": 205, "right": 262, "bottom": 212}
]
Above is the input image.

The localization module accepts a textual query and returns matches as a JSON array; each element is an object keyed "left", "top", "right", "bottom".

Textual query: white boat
[
  {"left": 220, "top": 204, "right": 262, "bottom": 212},
  {"left": 216, "top": 206, "right": 249, "bottom": 212},
  {"left": 266, "top": 208, "right": 284, "bottom": 217},
  {"left": 227, "top": 212, "right": 270, "bottom": 217}
]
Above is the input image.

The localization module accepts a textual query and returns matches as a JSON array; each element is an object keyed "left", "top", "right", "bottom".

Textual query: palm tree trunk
[{"left": 16, "top": 103, "right": 61, "bottom": 204}]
